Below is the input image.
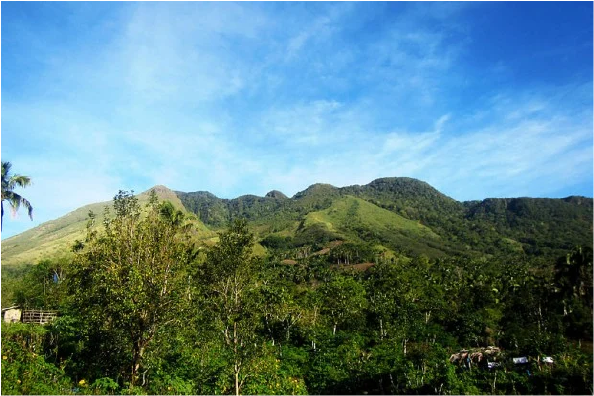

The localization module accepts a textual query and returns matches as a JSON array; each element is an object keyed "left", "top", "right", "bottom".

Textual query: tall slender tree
[
  {"left": 201, "top": 219, "right": 262, "bottom": 395},
  {"left": 1, "top": 161, "right": 33, "bottom": 230}
]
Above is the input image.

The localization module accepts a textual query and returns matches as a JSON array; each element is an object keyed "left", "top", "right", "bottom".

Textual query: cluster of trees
[{"left": 2, "top": 191, "right": 593, "bottom": 395}]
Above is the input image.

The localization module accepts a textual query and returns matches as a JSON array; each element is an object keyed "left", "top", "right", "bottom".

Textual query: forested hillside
[
  {"left": 177, "top": 177, "right": 593, "bottom": 259},
  {"left": 2, "top": 180, "right": 592, "bottom": 395}
]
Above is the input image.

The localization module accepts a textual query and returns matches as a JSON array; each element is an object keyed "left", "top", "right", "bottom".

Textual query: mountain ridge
[{"left": 2, "top": 177, "right": 592, "bottom": 266}]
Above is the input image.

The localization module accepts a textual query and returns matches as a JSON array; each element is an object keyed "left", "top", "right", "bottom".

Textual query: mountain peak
[
  {"left": 367, "top": 177, "right": 426, "bottom": 188},
  {"left": 265, "top": 190, "right": 288, "bottom": 199},
  {"left": 140, "top": 185, "right": 186, "bottom": 211},
  {"left": 145, "top": 185, "right": 173, "bottom": 194},
  {"left": 365, "top": 177, "right": 455, "bottom": 200},
  {"left": 293, "top": 183, "right": 338, "bottom": 199}
]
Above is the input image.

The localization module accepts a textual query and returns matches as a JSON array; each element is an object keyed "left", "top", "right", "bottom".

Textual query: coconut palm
[{"left": 1, "top": 161, "right": 33, "bottom": 231}]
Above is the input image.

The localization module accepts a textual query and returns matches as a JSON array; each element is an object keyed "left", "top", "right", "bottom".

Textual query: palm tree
[{"left": 1, "top": 161, "right": 33, "bottom": 231}]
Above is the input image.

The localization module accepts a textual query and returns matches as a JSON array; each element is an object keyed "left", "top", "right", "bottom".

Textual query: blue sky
[{"left": 2, "top": 2, "right": 592, "bottom": 239}]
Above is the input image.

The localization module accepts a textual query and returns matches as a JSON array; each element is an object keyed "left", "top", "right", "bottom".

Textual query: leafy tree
[
  {"left": 2, "top": 264, "right": 32, "bottom": 308},
  {"left": 200, "top": 219, "right": 263, "bottom": 395},
  {"left": 67, "top": 190, "right": 196, "bottom": 389},
  {"left": 14, "top": 259, "right": 67, "bottom": 310},
  {"left": 320, "top": 275, "right": 367, "bottom": 335},
  {"left": 1, "top": 161, "right": 33, "bottom": 230},
  {"left": 159, "top": 200, "right": 186, "bottom": 228},
  {"left": 554, "top": 246, "right": 593, "bottom": 340}
]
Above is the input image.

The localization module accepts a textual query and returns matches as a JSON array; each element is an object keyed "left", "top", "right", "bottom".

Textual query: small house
[
  {"left": 2, "top": 306, "right": 22, "bottom": 323},
  {"left": 1, "top": 306, "right": 57, "bottom": 325}
]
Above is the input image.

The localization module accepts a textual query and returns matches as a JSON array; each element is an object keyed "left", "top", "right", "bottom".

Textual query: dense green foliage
[
  {"left": 2, "top": 184, "right": 592, "bottom": 395},
  {"left": 1, "top": 323, "right": 72, "bottom": 395},
  {"left": 464, "top": 197, "right": 594, "bottom": 257}
]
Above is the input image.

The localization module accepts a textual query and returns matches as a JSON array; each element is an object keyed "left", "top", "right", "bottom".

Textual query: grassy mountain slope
[
  {"left": 1, "top": 186, "right": 212, "bottom": 266},
  {"left": 301, "top": 196, "right": 444, "bottom": 257},
  {"left": 177, "top": 178, "right": 453, "bottom": 256},
  {"left": 2, "top": 200, "right": 114, "bottom": 266}
]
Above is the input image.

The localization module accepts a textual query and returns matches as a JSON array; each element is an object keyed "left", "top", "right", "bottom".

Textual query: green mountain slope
[
  {"left": 2, "top": 199, "right": 115, "bottom": 266},
  {"left": 301, "top": 196, "right": 445, "bottom": 257},
  {"left": 178, "top": 177, "right": 592, "bottom": 259},
  {"left": 3, "top": 177, "right": 592, "bottom": 266},
  {"left": 343, "top": 177, "right": 464, "bottom": 220},
  {"left": 1, "top": 186, "right": 212, "bottom": 266},
  {"left": 178, "top": 178, "right": 461, "bottom": 230},
  {"left": 462, "top": 196, "right": 594, "bottom": 256}
]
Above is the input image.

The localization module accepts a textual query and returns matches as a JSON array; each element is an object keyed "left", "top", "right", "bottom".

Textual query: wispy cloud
[
  {"left": 2, "top": 2, "right": 592, "bottom": 238},
  {"left": 248, "top": 89, "right": 591, "bottom": 201}
]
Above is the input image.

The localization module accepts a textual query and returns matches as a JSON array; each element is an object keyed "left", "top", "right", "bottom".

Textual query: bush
[{"left": 1, "top": 323, "right": 72, "bottom": 395}]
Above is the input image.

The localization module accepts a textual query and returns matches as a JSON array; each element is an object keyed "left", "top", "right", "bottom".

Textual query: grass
[
  {"left": 302, "top": 196, "right": 446, "bottom": 257},
  {"left": 1, "top": 186, "right": 215, "bottom": 267},
  {"left": 303, "top": 196, "right": 438, "bottom": 234},
  {"left": 1, "top": 200, "right": 113, "bottom": 266}
]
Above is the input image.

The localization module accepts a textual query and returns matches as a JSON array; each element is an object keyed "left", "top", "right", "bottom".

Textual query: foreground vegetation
[{"left": 2, "top": 191, "right": 592, "bottom": 395}]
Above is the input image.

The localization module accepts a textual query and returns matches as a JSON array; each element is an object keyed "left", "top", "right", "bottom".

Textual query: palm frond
[
  {"left": 1, "top": 161, "right": 12, "bottom": 179},
  {"left": 1, "top": 161, "right": 33, "bottom": 225},
  {"left": 4, "top": 191, "right": 34, "bottom": 220},
  {"left": 7, "top": 175, "right": 32, "bottom": 191},
  {"left": 20, "top": 196, "right": 34, "bottom": 220}
]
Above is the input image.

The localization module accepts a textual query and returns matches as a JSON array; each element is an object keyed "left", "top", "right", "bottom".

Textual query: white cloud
[
  {"left": 2, "top": 2, "right": 591, "bottom": 239},
  {"left": 252, "top": 93, "right": 591, "bottom": 201}
]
